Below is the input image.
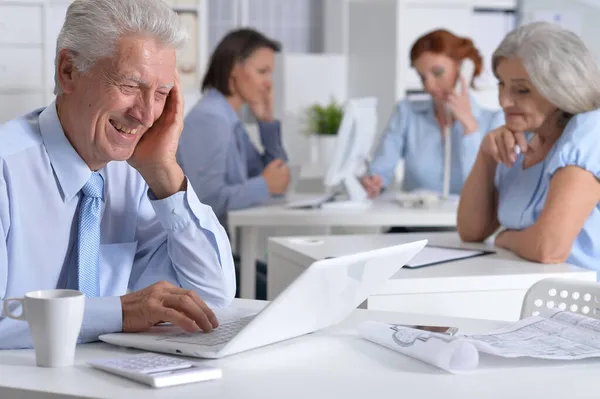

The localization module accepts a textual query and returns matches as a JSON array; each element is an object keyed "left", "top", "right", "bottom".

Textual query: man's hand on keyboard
[{"left": 120, "top": 281, "right": 219, "bottom": 333}]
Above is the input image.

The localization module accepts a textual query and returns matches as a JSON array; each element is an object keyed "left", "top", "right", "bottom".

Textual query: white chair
[{"left": 520, "top": 278, "right": 600, "bottom": 320}]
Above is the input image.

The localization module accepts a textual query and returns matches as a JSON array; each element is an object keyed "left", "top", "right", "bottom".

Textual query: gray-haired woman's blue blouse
[
  {"left": 177, "top": 89, "right": 287, "bottom": 226},
  {"left": 369, "top": 96, "right": 505, "bottom": 194},
  {"left": 495, "top": 109, "right": 600, "bottom": 275}
]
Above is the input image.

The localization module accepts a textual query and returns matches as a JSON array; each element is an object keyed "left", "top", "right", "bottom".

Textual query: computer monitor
[
  {"left": 322, "top": 97, "right": 378, "bottom": 209},
  {"left": 284, "top": 97, "right": 378, "bottom": 210}
]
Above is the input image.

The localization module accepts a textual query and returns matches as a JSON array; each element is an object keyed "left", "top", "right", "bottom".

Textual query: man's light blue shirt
[
  {"left": 0, "top": 102, "right": 236, "bottom": 349},
  {"left": 495, "top": 109, "right": 600, "bottom": 275},
  {"left": 177, "top": 88, "right": 288, "bottom": 226},
  {"left": 370, "top": 96, "right": 505, "bottom": 194}
]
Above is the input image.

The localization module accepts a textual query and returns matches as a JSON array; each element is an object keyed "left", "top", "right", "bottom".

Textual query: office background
[{"left": 1, "top": 0, "right": 599, "bottom": 169}]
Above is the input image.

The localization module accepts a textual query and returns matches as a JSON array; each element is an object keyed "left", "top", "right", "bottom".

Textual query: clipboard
[{"left": 404, "top": 245, "right": 495, "bottom": 269}]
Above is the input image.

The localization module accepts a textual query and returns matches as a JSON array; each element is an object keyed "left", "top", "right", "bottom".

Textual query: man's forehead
[
  {"left": 109, "top": 35, "right": 176, "bottom": 88},
  {"left": 112, "top": 67, "right": 174, "bottom": 89}
]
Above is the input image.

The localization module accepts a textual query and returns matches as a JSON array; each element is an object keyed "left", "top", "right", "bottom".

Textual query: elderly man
[{"left": 0, "top": 0, "right": 236, "bottom": 349}]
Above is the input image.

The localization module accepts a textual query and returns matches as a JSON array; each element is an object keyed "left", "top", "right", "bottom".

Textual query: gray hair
[
  {"left": 493, "top": 21, "right": 600, "bottom": 115},
  {"left": 54, "top": 0, "right": 187, "bottom": 94}
]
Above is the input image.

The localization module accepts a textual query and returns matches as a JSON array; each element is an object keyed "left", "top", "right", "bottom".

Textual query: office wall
[
  {"left": 323, "top": 0, "right": 348, "bottom": 53},
  {"left": 272, "top": 53, "right": 348, "bottom": 165},
  {"left": 471, "top": 9, "right": 516, "bottom": 109},
  {"left": 347, "top": 0, "right": 398, "bottom": 146},
  {"left": 520, "top": 0, "right": 600, "bottom": 64}
]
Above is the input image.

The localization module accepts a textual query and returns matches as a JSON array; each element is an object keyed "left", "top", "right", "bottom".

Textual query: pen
[{"left": 364, "top": 158, "right": 372, "bottom": 176}]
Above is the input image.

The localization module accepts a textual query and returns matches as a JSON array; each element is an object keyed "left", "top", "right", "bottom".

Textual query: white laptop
[{"left": 99, "top": 240, "right": 427, "bottom": 359}]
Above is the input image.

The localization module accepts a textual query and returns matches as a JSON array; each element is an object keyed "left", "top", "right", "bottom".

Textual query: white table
[
  {"left": 3, "top": 298, "right": 600, "bottom": 399},
  {"left": 229, "top": 196, "right": 457, "bottom": 298},
  {"left": 267, "top": 232, "right": 597, "bottom": 321}
]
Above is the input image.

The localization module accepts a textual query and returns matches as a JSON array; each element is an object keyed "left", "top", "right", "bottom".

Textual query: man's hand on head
[
  {"left": 120, "top": 280, "right": 219, "bottom": 333},
  {"left": 128, "top": 69, "right": 186, "bottom": 199}
]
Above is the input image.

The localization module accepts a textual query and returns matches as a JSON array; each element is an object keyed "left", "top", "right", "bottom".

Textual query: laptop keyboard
[{"left": 157, "top": 314, "right": 256, "bottom": 347}]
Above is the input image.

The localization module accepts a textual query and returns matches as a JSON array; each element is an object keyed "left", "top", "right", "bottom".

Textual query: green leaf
[{"left": 303, "top": 98, "right": 344, "bottom": 135}]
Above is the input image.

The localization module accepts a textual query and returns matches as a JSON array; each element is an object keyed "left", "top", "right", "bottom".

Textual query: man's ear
[{"left": 56, "top": 49, "right": 79, "bottom": 94}]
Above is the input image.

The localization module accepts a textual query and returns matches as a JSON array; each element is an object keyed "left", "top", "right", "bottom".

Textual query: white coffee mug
[{"left": 3, "top": 289, "right": 85, "bottom": 367}]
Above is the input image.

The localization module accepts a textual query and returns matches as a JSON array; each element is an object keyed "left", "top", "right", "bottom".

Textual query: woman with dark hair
[
  {"left": 177, "top": 28, "right": 290, "bottom": 227},
  {"left": 361, "top": 29, "right": 504, "bottom": 198}
]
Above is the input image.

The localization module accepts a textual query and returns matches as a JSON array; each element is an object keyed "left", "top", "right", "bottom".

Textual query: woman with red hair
[{"left": 362, "top": 29, "right": 504, "bottom": 199}]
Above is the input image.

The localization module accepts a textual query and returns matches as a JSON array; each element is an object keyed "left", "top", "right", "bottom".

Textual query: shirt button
[{"left": 171, "top": 208, "right": 178, "bottom": 215}]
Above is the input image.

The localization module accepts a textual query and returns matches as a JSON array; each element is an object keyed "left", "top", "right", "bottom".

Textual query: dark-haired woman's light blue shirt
[{"left": 177, "top": 89, "right": 288, "bottom": 226}]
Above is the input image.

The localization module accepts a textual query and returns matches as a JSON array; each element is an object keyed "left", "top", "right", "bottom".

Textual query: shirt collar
[
  {"left": 39, "top": 100, "right": 105, "bottom": 203},
  {"left": 204, "top": 88, "right": 241, "bottom": 127}
]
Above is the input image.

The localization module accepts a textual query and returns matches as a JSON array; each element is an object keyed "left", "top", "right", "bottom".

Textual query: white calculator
[{"left": 88, "top": 352, "right": 222, "bottom": 388}]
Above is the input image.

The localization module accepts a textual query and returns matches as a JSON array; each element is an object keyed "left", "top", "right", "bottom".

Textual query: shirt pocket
[{"left": 99, "top": 241, "right": 137, "bottom": 296}]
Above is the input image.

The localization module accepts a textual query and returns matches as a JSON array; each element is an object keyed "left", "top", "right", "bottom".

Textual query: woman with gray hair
[{"left": 457, "top": 22, "right": 600, "bottom": 275}]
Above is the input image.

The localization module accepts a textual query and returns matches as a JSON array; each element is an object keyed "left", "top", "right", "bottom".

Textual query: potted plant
[{"left": 305, "top": 98, "right": 344, "bottom": 165}]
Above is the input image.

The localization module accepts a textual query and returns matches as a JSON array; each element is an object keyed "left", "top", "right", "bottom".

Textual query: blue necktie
[{"left": 77, "top": 172, "right": 104, "bottom": 297}]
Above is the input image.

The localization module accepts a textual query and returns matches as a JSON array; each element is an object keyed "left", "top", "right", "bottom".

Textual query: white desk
[
  {"left": 229, "top": 196, "right": 457, "bottom": 298},
  {"left": 3, "top": 298, "right": 600, "bottom": 399},
  {"left": 267, "top": 232, "right": 597, "bottom": 321}
]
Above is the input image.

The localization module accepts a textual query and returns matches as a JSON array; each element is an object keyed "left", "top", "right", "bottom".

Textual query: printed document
[{"left": 359, "top": 309, "right": 600, "bottom": 372}]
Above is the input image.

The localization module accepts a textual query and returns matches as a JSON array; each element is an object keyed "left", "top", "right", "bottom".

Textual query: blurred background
[{"left": 2, "top": 0, "right": 599, "bottom": 181}]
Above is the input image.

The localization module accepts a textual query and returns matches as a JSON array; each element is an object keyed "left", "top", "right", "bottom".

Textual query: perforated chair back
[{"left": 520, "top": 278, "right": 600, "bottom": 320}]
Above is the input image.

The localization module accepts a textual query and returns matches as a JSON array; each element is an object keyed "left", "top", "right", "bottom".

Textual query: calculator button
[{"left": 96, "top": 353, "right": 193, "bottom": 374}]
